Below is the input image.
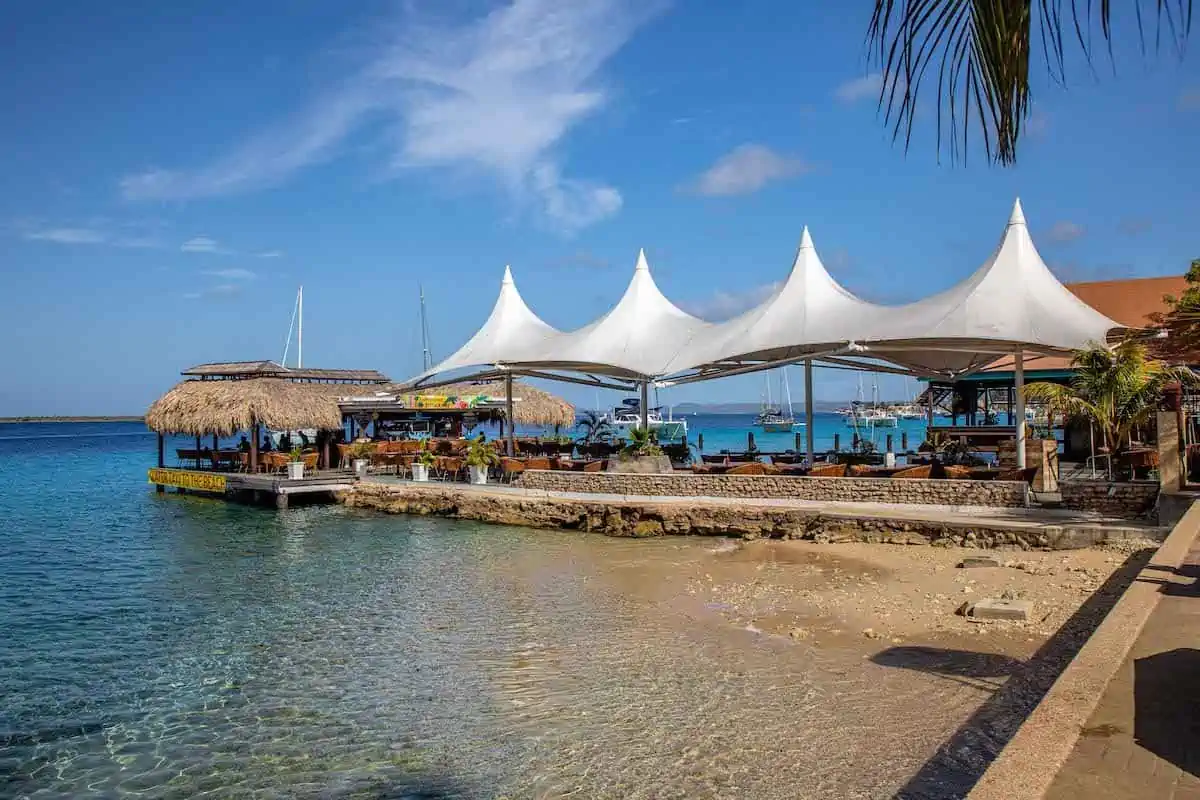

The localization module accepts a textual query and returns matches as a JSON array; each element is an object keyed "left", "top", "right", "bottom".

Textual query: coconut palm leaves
[
  {"left": 1025, "top": 341, "right": 1196, "bottom": 471},
  {"left": 576, "top": 410, "right": 613, "bottom": 444},
  {"left": 867, "top": 1, "right": 1193, "bottom": 165}
]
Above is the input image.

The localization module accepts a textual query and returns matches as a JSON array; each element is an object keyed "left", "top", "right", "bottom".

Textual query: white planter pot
[
  {"left": 353, "top": 459, "right": 369, "bottom": 477},
  {"left": 411, "top": 463, "right": 430, "bottom": 482},
  {"left": 287, "top": 462, "right": 304, "bottom": 480},
  {"left": 468, "top": 464, "right": 488, "bottom": 485}
]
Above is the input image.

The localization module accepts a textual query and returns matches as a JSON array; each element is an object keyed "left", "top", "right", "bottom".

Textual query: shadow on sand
[{"left": 874, "top": 547, "right": 1154, "bottom": 800}]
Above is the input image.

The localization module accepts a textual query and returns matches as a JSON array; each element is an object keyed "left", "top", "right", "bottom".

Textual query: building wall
[{"left": 517, "top": 470, "right": 1029, "bottom": 508}]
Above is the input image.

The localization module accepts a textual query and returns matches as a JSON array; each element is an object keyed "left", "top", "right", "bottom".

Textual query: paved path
[
  {"left": 1044, "top": 539, "right": 1200, "bottom": 799},
  {"left": 364, "top": 477, "right": 1166, "bottom": 540}
]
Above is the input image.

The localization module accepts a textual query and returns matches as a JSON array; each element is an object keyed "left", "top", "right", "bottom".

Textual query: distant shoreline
[{"left": 0, "top": 416, "right": 144, "bottom": 424}]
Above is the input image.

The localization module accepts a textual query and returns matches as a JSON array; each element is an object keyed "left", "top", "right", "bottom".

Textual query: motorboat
[{"left": 603, "top": 398, "right": 687, "bottom": 441}]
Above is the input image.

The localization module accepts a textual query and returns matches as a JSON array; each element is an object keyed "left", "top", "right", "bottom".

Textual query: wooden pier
[{"left": 148, "top": 467, "right": 357, "bottom": 509}]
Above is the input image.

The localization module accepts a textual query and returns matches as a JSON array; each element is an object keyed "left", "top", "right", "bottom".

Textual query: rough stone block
[
  {"left": 958, "top": 555, "right": 1003, "bottom": 569},
  {"left": 967, "top": 597, "right": 1033, "bottom": 621}
]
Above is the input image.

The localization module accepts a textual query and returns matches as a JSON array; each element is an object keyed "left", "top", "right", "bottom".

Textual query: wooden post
[
  {"left": 156, "top": 433, "right": 165, "bottom": 493},
  {"left": 901, "top": 431, "right": 908, "bottom": 451},
  {"left": 321, "top": 435, "right": 330, "bottom": 471},
  {"left": 794, "top": 431, "right": 802, "bottom": 451},
  {"left": 747, "top": 431, "right": 756, "bottom": 452},
  {"left": 505, "top": 372, "right": 516, "bottom": 457},
  {"left": 194, "top": 435, "right": 202, "bottom": 469},
  {"left": 886, "top": 434, "right": 893, "bottom": 453},
  {"left": 212, "top": 433, "right": 219, "bottom": 469},
  {"left": 852, "top": 432, "right": 860, "bottom": 449},
  {"left": 697, "top": 433, "right": 704, "bottom": 452},
  {"left": 275, "top": 493, "right": 288, "bottom": 510},
  {"left": 833, "top": 433, "right": 840, "bottom": 452},
  {"left": 250, "top": 423, "right": 259, "bottom": 473}
]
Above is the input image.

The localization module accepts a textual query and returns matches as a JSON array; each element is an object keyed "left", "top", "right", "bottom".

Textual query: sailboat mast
[
  {"left": 783, "top": 367, "right": 794, "bottom": 418},
  {"left": 297, "top": 285, "right": 303, "bottom": 369},
  {"left": 419, "top": 285, "right": 433, "bottom": 371}
]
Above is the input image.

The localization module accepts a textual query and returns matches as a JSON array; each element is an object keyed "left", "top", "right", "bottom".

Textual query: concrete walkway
[
  {"left": 364, "top": 476, "right": 1165, "bottom": 541},
  {"left": 1043, "top": 538, "right": 1200, "bottom": 799}
]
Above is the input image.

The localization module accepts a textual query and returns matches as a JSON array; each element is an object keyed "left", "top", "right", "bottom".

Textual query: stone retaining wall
[
  {"left": 343, "top": 482, "right": 1160, "bottom": 550},
  {"left": 1059, "top": 481, "right": 1159, "bottom": 519},
  {"left": 517, "top": 470, "right": 1029, "bottom": 508}
]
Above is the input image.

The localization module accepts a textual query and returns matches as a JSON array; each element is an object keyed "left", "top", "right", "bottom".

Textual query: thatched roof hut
[
  {"left": 146, "top": 368, "right": 575, "bottom": 437},
  {"left": 146, "top": 378, "right": 348, "bottom": 436}
]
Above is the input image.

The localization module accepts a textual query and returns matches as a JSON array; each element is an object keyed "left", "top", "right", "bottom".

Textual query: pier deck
[{"left": 148, "top": 467, "right": 357, "bottom": 508}]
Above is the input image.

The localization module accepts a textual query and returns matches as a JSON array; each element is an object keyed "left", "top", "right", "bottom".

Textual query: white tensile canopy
[
  {"left": 521, "top": 248, "right": 710, "bottom": 381},
  {"left": 663, "top": 226, "right": 883, "bottom": 378},
  {"left": 410, "top": 265, "right": 559, "bottom": 386},
  {"left": 856, "top": 199, "right": 1123, "bottom": 378},
  {"left": 403, "top": 199, "right": 1126, "bottom": 468}
]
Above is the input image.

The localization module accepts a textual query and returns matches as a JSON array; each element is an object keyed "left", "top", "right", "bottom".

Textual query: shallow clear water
[{"left": 1, "top": 422, "right": 996, "bottom": 799}]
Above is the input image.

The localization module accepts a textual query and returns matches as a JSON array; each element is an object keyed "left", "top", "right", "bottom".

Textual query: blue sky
[{"left": 2, "top": 0, "right": 1198, "bottom": 415}]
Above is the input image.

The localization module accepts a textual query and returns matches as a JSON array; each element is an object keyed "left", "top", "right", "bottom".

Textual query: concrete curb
[{"left": 966, "top": 500, "right": 1200, "bottom": 800}]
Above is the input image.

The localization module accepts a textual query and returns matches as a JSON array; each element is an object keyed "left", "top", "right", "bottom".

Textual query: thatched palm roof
[
  {"left": 146, "top": 376, "right": 575, "bottom": 436},
  {"left": 146, "top": 378, "right": 345, "bottom": 436}
]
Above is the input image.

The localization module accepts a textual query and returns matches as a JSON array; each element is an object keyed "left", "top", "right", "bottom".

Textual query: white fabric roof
[
  {"left": 520, "top": 249, "right": 711, "bottom": 380},
  {"left": 662, "top": 227, "right": 882, "bottom": 376},
  {"left": 413, "top": 266, "right": 559, "bottom": 384},
  {"left": 405, "top": 199, "right": 1125, "bottom": 388},
  {"left": 857, "top": 199, "right": 1123, "bottom": 377}
]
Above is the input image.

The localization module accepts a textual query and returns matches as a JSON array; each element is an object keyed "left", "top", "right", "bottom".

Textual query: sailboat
[
  {"left": 844, "top": 373, "right": 898, "bottom": 428},
  {"left": 755, "top": 368, "right": 801, "bottom": 432},
  {"left": 273, "top": 286, "right": 318, "bottom": 447}
]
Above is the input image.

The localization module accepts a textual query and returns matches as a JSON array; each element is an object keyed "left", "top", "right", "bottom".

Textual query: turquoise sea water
[{"left": 1, "top": 421, "right": 999, "bottom": 799}]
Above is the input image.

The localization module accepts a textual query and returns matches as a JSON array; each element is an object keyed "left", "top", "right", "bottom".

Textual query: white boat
[
  {"left": 755, "top": 367, "right": 802, "bottom": 432},
  {"left": 843, "top": 374, "right": 898, "bottom": 428},
  {"left": 603, "top": 399, "right": 687, "bottom": 441}
]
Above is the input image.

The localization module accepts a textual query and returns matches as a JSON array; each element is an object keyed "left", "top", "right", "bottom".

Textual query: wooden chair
[
  {"left": 727, "top": 462, "right": 777, "bottom": 475},
  {"left": 524, "top": 457, "right": 552, "bottom": 472},
  {"left": 302, "top": 451, "right": 318, "bottom": 471},
  {"left": 808, "top": 463, "right": 846, "bottom": 477},
  {"left": 582, "top": 459, "right": 607, "bottom": 473},
  {"left": 499, "top": 457, "right": 526, "bottom": 484}
]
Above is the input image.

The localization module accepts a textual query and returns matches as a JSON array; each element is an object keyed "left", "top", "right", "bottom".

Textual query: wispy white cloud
[
  {"left": 686, "top": 144, "right": 811, "bottom": 197},
  {"left": 1119, "top": 218, "right": 1153, "bottom": 236},
  {"left": 180, "top": 236, "right": 226, "bottom": 253},
  {"left": 182, "top": 283, "right": 243, "bottom": 300},
  {"left": 21, "top": 225, "right": 162, "bottom": 248},
  {"left": 119, "top": 0, "right": 660, "bottom": 232},
  {"left": 203, "top": 268, "right": 257, "bottom": 280},
  {"left": 680, "top": 282, "right": 779, "bottom": 322},
  {"left": 257, "top": 249, "right": 284, "bottom": 258},
  {"left": 834, "top": 72, "right": 882, "bottom": 103},
  {"left": 25, "top": 227, "right": 107, "bottom": 244},
  {"left": 1046, "top": 220, "right": 1085, "bottom": 243}
]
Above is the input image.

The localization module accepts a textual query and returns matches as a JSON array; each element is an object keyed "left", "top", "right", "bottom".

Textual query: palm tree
[
  {"left": 867, "top": 2, "right": 1192, "bottom": 165},
  {"left": 576, "top": 410, "right": 613, "bottom": 444},
  {"left": 1025, "top": 341, "right": 1195, "bottom": 477}
]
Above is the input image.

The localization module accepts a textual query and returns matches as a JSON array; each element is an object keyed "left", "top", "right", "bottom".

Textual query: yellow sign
[{"left": 148, "top": 468, "right": 227, "bottom": 493}]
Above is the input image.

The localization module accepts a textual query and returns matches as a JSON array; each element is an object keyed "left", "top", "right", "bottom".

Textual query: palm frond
[{"left": 868, "top": 1, "right": 1194, "bottom": 165}]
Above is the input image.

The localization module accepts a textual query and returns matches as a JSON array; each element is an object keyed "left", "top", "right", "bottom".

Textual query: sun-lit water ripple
[{"left": 0, "top": 423, "right": 995, "bottom": 798}]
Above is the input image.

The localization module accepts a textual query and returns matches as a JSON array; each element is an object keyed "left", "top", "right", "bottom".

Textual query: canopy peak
[{"left": 1008, "top": 198, "right": 1026, "bottom": 227}]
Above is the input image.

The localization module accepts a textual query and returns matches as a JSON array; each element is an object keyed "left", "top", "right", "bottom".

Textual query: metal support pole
[
  {"left": 195, "top": 435, "right": 202, "bottom": 469},
  {"left": 1014, "top": 352, "right": 1026, "bottom": 469},
  {"left": 804, "top": 359, "right": 815, "bottom": 465},
  {"left": 505, "top": 372, "right": 516, "bottom": 457},
  {"left": 639, "top": 381, "right": 649, "bottom": 431}
]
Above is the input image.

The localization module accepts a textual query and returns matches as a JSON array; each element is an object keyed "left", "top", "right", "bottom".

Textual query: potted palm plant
[
  {"left": 412, "top": 440, "right": 436, "bottom": 482},
  {"left": 286, "top": 446, "right": 305, "bottom": 479},
  {"left": 348, "top": 442, "right": 374, "bottom": 477},
  {"left": 465, "top": 435, "right": 499, "bottom": 484}
]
